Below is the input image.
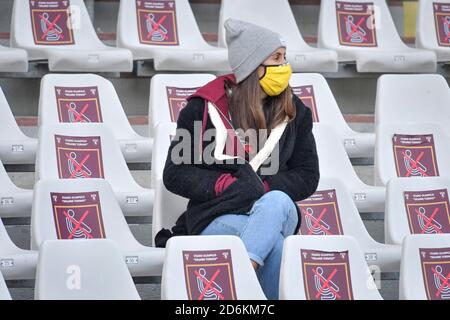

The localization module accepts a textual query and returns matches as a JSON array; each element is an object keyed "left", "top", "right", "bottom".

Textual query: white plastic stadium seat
[
  {"left": 32, "top": 179, "right": 164, "bottom": 276},
  {"left": 291, "top": 73, "right": 374, "bottom": 158},
  {"left": 11, "top": 0, "right": 132, "bottom": 72},
  {"left": 318, "top": 0, "right": 436, "bottom": 72},
  {"left": 151, "top": 123, "right": 176, "bottom": 189},
  {"left": 36, "top": 123, "right": 154, "bottom": 217},
  {"left": 280, "top": 235, "right": 383, "bottom": 300},
  {"left": 35, "top": 239, "right": 140, "bottom": 300},
  {"left": 375, "top": 123, "right": 450, "bottom": 186},
  {"left": 0, "top": 86, "right": 37, "bottom": 164},
  {"left": 400, "top": 234, "right": 450, "bottom": 300},
  {"left": 218, "top": 0, "right": 338, "bottom": 73},
  {"left": 386, "top": 177, "right": 450, "bottom": 245},
  {"left": 416, "top": 0, "right": 450, "bottom": 62},
  {"left": 39, "top": 73, "right": 152, "bottom": 163},
  {"left": 0, "top": 218, "right": 37, "bottom": 280},
  {"left": 375, "top": 74, "right": 450, "bottom": 129},
  {"left": 0, "top": 45, "right": 28, "bottom": 72},
  {"left": 117, "top": 0, "right": 229, "bottom": 72},
  {"left": 0, "top": 159, "right": 33, "bottom": 218},
  {"left": 162, "top": 235, "right": 266, "bottom": 300},
  {"left": 0, "top": 271, "right": 11, "bottom": 300},
  {"left": 148, "top": 73, "right": 215, "bottom": 136},
  {"left": 301, "top": 177, "right": 400, "bottom": 272},
  {"left": 313, "top": 123, "right": 385, "bottom": 213}
]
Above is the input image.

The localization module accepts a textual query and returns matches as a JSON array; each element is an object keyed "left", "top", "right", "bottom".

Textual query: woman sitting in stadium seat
[{"left": 155, "top": 18, "right": 320, "bottom": 299}]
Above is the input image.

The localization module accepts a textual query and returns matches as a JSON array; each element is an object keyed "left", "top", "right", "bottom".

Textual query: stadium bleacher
[{"left": 1, "top": 0, "right": 450, "bottom": 301}]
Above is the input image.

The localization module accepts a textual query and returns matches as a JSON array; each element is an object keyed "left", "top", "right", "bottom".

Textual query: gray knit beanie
[{"left": 225, "top": 18, "right": 286, "bottom": 83}]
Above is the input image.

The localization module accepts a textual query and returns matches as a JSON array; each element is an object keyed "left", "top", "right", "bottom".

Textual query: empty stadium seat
[
  {"left": 300, "top": 177, "right": 400, "bottom": 272},
  {"left": 35, "top": 239, "right": 140, "bottom": 300},
  {"left": 117, "top": 0, "right": 229, "bottom": 72},
  {"left": 375, "top": 74, "right": 450, "bottom": 128},
  {"left": 0, "top": 158, "right": 33, "bottom": 218},
  {"left": 150, "top": 123, "right": 176, "bottom": 189},
  {"left": 162, "top": 235, "right": 266, "bottom": 300},
  {"left": 32, "top": 179, "right": 164, "bottom": 276},
  {"left": 400, "top": 234, "right": 450, "bottom": 300},
  {"left": 375, "top": 123, "right": 450, "bottom": 186},
  {"left": 218, "top": 0, "right": 338, "bottom": 72},
  {"left": 0, "top": 271, "right": 11, "bottom": 300},
  {"left": 318, "top": 0, "right": 436, "bottom": 72},
  {"left": 416, "top": 0, "right": 450, "bottom": 62},
  {"left": 148, "top": 73, "right": 215, "bottom": 136},
  {"left": 0, "top": 45, "right": 28, "bottom": 72},
  {"left": 313, "top": 123, "right": 385, "bottom": 213},
  {"left": 39, "top": 73, "right": 152, "bottom": 163},
  {"left": 36, "top": 123, "right": 153, "bottom": 217},
  {"left": 0, "top": 218, "right": 37, "bottom": 280},
  {"left": 0, "top": 86, "right": 37, "bottom": 164},
  {"left": 279, "top": 235, "right": 383, "bottom": 300},
  {"left": 291, "top": 73, "right": 374, "bottom": 158},
  {"left": 386, "top": 177, "right": 450, "bottom": 245},
  {"left": 11, "top": 0, "right": 132, "bottom": 72}
]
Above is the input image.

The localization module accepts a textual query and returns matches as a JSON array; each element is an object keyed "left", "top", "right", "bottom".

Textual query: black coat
[{"left": 155, "top": 94, "right": 320, "bottom": 247}]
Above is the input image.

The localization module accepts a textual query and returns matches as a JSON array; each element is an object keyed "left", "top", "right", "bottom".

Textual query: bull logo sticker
[
  {"left": 433, "top": 2, "right": 450, "bottom": 47},
  {"left": 55, "top": 86, "right": 103, "bottom": 123},
  {"left": 420, "top": 247, "right": 450, "bottom": 300},
  {"left": 183, "top": 249, "right": 237, "bottom": 300},
  {"left": 136, "top": 0, "right": 179, "bottom": 45},
  {"left": 29, "top": 0, "right": 75, "bottom": 45},
  {"left": 292, "top": 85, "right": 319, "bottom": 122},
  {"left": 393, "top": 134, "right": 439, "bottom": 178},
  {"left": 165, "top": 86, "right": 198, "bottom": 122},
  {"left": 336, "top": 1, "right": 377, "bottom": 47}
]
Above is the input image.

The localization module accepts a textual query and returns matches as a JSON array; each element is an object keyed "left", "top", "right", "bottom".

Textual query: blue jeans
[{"left": 200, "top": 190, "right": 299, "bottom": 300}]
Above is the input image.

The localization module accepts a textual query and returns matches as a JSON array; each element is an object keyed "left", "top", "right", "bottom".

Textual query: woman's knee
[{"left": 259, "top": 190, "right": 298, "bottom": 224}]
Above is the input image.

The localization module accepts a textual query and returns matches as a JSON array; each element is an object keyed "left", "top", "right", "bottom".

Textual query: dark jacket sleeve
[
  {"left": 264, "top": 97, "right": 320, "bottom": 202},
  {"left": 163, "top": 98, "right": 223, "bottom": 202}
]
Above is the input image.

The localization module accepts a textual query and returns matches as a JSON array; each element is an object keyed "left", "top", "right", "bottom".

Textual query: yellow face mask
[{"left": 259, "top": 63, "right": 292, "bottom": 96}]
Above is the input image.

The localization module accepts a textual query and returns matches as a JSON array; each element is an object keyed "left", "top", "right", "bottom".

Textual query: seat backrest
[
  {"left": 400, "top": 234, "right": 450, "bottom": 300},
  {"left": 117, "top": 0, "right": 208, "bottom": 51},
  {"left": 36, "top": 123, "right": 139, "bottom": 189},
  {"left": 386, "top": 177, "right": 450, "bottom": 245},
  {"left": 318, "top": 0, "right": 406, "bottom": 50},
  {"left": 0, "top": 86, "right": 29, "bottom": 141},
  {"left": 152, "top": 177, "right": 188, "bottom": 246},
  {"left": 12, "top": 0, "right": 102, "bottom": 50},
  {"left": 148, "top": 73, "right": 215, "bottom": 134},
  {"left": 151, "top": 122, "right": 176, "bottom": 188},
  {"left": 35, "top": 239, "right": 140, "bottom": 300},
  {"left": 416, "top": 0, "right": 450, "bottom": 52},
  {"left": 162, "top": 235, "right": 266, "bottom": 300},
  {"left": 39, "top": 74, "right": 138, "bottom": 139},
  {"left": 290, "top": 73, "right": 351, "bottom": 132},
  {"left": 375, "top": 74, "right": 450, "bottom": 127},
  {"left": 0, "top": 270, "right": 11, "bottom": 300},
  {"left": 280, "top": 235, "right": 382, "bottom": 300},
  {"left": 218, "top": 0, "right": 309, "bottom": 49},
  {"left": 375, "top": 123, "right": 450, "bottom": 186},
  {"left": 31, "top": 179, "right": 141, "bottom": 251}
]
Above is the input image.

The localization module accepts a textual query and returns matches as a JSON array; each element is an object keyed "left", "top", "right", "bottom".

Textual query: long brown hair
[{"left": 227, "top": 69, "right": 296, "bottom": 135}]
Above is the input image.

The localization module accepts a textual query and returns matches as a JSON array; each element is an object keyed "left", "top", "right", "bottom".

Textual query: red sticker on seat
[
  {"left": 292, "top": 85, "right": 319, "bottom": 122},
  {"left": 301, "top": 249, "right": 354, "bottom": 300},
  {"left": 420, "top": 247, "right": 450, "bottom": 300},
  {"left": 392, "top": 134, "right": 440, "bottom": 178},
  {"left": 297, "top": 189, "right": 344, "bottom": 236},
  {"left": 136, "top": 0, "right": 179, "bottom": 45},
  {"left": 166, "top": 86, "right": 198, "bottom": 122},
  {"left": 336, "top": 1, "right": 377, "bottom": 47},
  {"left": 183, "top": 249, "right": 237, "bottom": 300},
  {"left": 433, "top": 3, "right": 450, "bottom": 47},
  {"left": 51, "top": 191, "right": 106, "bottom": 240},
  {"left": 55, "top": 86, "right": 103, "bottom": 123},
  {"left": 55, "top": 135, "right": 105, "bottom": 179},
  {"left": 404, "top": 189, "right": 450, "bottom": 235},
  {"left": 29, "top": 0, "right": 75, "bottom": 45}
]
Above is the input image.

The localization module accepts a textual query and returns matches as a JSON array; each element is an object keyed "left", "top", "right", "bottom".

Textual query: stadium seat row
[{"left": 1, "top": 0, "right": 450, "bottom": 73}]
